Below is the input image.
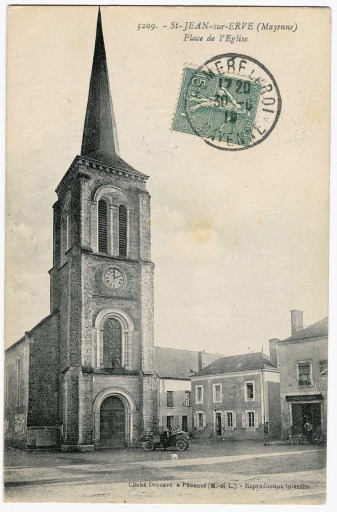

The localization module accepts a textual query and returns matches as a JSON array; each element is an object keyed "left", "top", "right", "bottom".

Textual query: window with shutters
[
  {"left": 196, "top": 385, "right": 203, "bottom": 404},
  {"left": 98, "top": 199, "right": 108, "bottom": 253},
  {"left": 245, "top": 381, "right": 255, "bottom": 401},
  {"left": 297, "top": 362, "right": 312, "bottom": 386},
  {"left": 166, "top": 391, "right": 174, "bottom": 408},
  {"left": 103, "top": 318, "right": 122, "bottom": 369},
  {"left": 213, "top": 383, "right": 222, "bottom": 403},
  {"left": 248, "top": 411, "right": 255, "bottom": 427},
  {"left": 119, "top": 205, "right": 127, "bottom": 257},
  {"left": 243, "top": 410, "right": 258, "bottom": 429},
  {"left": 184, "top": 391, "right": 191, "bottom": 407},
  {"left": 196, "top": 411, "right": 205, "bottom": 428},
  {"left": 224, "top": 411, "right": 236, "bottom": 430}
]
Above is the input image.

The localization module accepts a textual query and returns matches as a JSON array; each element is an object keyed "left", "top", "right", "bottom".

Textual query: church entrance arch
[
  {"left": 100, "top": 396, "right": 126, "bottom": 448},
  {"left": 93, "top": 388, "right": 136, "bottom": 449}
]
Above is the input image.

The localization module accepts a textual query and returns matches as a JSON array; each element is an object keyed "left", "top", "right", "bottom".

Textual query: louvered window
[
  {"left": 98, "top": 200, "right": 108, "bottom": 253},
  {"left": 119, "top": 205, "right": 127, "bottom": 257},
  {"left": 103, "top": 318, "right": 122, "bottom": 369},
  {"left": 65, "top": 214, "right": 70, "bottom": 251},
  {"left": 62, "top": 194, "right": 71, "bottom": 257}
]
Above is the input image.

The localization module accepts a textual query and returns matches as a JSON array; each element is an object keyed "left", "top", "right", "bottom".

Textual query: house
[
  {"left": 191, "top": 349, "right": 281, "bottom": 440},
  {"left": 154, "top": 347, "right": 224, "bottom": 433},
  {"left": 276, "top": 310, "right": 328, "bottom": 440}
]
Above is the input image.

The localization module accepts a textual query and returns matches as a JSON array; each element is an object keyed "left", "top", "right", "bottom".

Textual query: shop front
[{"left": 286, "top": 394, "right": 324, "bottom": 436}]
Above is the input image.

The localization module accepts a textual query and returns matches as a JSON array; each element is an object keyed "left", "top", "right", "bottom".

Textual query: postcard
[{"left": 4, "top": 4, "right": 330, "bottom": 505}]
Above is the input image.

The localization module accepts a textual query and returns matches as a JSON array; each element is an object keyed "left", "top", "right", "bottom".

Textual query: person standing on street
[
  {"left": 304, "top": 420, "right": 313, "bottom": 444},
  {"left": 161, "top": 429, "right": 170, "bottom": 451},
  {"left": 264, "top": 422, "right": 270, "bottom": 446}
]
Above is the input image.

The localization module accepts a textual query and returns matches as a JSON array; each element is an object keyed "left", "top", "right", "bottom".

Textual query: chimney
[
  {"left": 269, "top": 338, "right": 280, "bottom": 367},
  {"left": 291, "top": 310, "right": 303, "bottom": 335},
  {"left": 198, "top": 350, "right": 205, "bottom": 372}
]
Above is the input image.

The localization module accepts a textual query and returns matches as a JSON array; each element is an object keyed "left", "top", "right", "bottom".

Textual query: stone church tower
[
  {"left": 5, "top": 9, "right": 156, "bottom": 452},
  {"left": 52, "top": 9, "right": 156, "bottom": 450}
]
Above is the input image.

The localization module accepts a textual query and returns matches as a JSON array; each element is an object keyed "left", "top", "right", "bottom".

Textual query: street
[{"left": 4, "top": 440, "right": 326, "bottom": 504}]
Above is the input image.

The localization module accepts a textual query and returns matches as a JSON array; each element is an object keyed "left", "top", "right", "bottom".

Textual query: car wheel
[
  {"left": 176, "top": 440, "right": 187, "bottom": 451},
  {"left": 143, "top": 440, "right": 155, "bottom": 451},
  {"left": 183, "top": 441, "right": 189, "bottom": 450}
]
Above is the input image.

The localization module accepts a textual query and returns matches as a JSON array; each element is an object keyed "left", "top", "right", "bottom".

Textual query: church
[{"left": 5, "top": 10, "right": 158, "bottom": 451}]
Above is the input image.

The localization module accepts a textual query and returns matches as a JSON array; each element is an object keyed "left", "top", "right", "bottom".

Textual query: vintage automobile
[{"left": 143, "top": 430, "right": 189, "bottom": 451}]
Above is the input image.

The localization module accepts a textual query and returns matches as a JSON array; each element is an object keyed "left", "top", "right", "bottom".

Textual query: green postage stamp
[{"left": 173, "top": 54, "right": 282, "bottom": 151}]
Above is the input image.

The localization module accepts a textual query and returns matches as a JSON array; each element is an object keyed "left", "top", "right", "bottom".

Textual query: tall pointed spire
[{"left": 81, "top": 8, "right": 119, "bottom": 162}]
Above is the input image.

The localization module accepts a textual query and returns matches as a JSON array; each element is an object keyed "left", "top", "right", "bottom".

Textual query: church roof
[
  {"left": 154, "top": 346, "right": 224, "bottom": 380},
  {"left": 81, "top": 8, "right": 119, "bottom": 163},
  {"left": 192, "top": 352, "right": 277, "bottom": 378},
  {"left": 280, "top": 316, "right": 328, "bottom": 343}
]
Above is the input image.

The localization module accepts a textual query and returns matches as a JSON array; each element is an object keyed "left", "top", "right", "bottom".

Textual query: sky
[{"left": 5, "top": 5, "right": 330, "bottom": 355}]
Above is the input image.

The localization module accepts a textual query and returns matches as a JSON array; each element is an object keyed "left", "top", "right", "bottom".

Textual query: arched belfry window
[
  {"left": 92, "top": 186, "right": 131, "bottom": 257},
  {"left": 103, "top": 318, "right": 122, "bottom": 369},
  {"left": 61, "top": 193, "right": 71, "bottom": 262},
  {"left": 98, "top": 199, "right": 108, "bottom": 253},
  {"left": 119, "top": 205, "right": 127, "bottom": 257}
]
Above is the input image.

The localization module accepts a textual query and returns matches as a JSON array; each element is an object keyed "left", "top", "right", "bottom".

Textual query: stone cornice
[{"left": 56, "top": 155, "right": 148, "bottom": 196}]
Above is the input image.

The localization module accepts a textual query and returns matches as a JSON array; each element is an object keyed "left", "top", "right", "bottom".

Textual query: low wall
[{"left": 26, "top": 426, "right": 61, "bottom": 449}]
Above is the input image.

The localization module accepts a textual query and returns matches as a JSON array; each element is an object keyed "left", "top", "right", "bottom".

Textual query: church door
[{"left": 100, "top": 396, "right": 126, "bottom": 448}]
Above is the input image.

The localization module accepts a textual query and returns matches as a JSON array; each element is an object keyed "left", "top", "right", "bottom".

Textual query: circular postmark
[{"left": 181, "top": 54, "right": 281, "bottom": 150}]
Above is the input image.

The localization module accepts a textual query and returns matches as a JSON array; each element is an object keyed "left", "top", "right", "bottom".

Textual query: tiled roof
[
  {"left": 154, "top": 347, "right": 224, "bottom": 380},
  {"left": 282, "top": 317, "right": 328, "bottom": 342},
  {"left": 192, "top": 352, "right": 277, "bottom": 377}
]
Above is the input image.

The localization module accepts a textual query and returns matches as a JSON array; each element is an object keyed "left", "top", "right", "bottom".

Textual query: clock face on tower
[{"left": 103, "top": 268, "right": 125, "bottom": 290}]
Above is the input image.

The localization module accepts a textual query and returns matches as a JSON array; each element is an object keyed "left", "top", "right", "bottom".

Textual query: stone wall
[
  {"left": 4, "top": 338, "right": 29, "bottom": 448},
  {"left": 27, "top": 313, "right": 60, "bottom": 428},
  {"left": 267, "top": 380, "right": 281, "bottom": 438}
]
